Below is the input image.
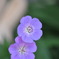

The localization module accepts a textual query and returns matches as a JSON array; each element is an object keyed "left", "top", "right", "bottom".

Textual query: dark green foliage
[{"left": 0, "top": 40, "right": 10, "bottom": 59}]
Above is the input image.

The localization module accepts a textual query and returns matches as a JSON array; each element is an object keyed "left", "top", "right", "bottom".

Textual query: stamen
[
  {"left": 18, "top": 46, "right": 26, "bottom": 54},
  {"left": 27, "top": 26, "right": 33, "bottom": 33}
]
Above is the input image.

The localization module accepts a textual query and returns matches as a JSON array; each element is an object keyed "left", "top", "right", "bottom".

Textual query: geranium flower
[
  {"left": 8, "top": 36, "right": 37, "bottom": 59},
  {"left": 17, "top": 16, "right": 43, "bottom": 43}
]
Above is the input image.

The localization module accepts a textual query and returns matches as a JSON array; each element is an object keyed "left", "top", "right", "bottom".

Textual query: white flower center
[
  {"left": 18, "top": 46, "right": 26, "bottom": 54},
  {"left": 26, "top": 26, "right": 33, "bottom": 33}
]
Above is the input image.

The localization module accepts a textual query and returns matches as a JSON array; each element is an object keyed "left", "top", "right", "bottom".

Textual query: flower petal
[
  {"left": 20, "top": 16, "right": 32, "bottom": 24},
  {"left": 25, "top": 53, "right": 35, "bottom": 59},
  {"left": 15, "top": 36, "right": 22, "bottom": 44},
  {"left": 22, "top": 35, "right": 34, "bottom": 43},
  {"left": 31, "top": 30, "right": 43, "bottom": 40},
  {"left": 17, "top": 24, "right": 25, "bottom": 36},
  {"left": 8, "top": 43, "right": 18, "bottom": 54},
  {"left": 26, "top": 42, "right": 37, "bottom": 52},
  {"left": 11, "top": 53, "right": 35, "bottom": 59},
  {"left": 31, "top": 18, "right": 42, "bottom": 29},
  {"left": 11, "top": 54, "right": 20, "bottom": 59}
]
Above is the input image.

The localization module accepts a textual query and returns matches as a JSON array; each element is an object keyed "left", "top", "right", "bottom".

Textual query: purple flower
[
  {"left": 8, "top": 36, "right": 37, "bottom": 59},
  {"left": 17, "top": 16, "right": 43, "bottom": 43}
]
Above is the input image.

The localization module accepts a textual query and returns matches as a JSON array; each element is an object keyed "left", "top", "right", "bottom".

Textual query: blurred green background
[{"left": 0, "top": 0, "right": 59, "bottom": 59}]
